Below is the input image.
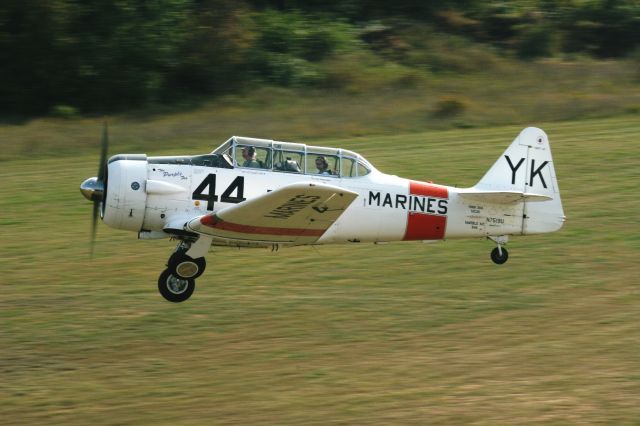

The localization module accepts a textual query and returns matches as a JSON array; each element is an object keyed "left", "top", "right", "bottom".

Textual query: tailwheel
[
  {"left": 168, "top": 251, "right": 206, "bottom": 279},
  {"left": 490, "top": 246, "right": 509, "bottom": 264},
  {"left": 158, "top": 269, "right": 195, "bottom": 302}
]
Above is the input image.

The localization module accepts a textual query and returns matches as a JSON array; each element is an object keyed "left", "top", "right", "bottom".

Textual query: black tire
[
  {"left": 168, "top": 252, "right": 206, "bottom": 279},
  {"left": 158, "top": 269, "right": 195, "bottom": 302},
  {"left": 490, "top": 247, "right": 509, "bottom": 264}
]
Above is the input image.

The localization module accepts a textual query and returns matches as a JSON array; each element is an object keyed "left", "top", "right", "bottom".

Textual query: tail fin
[{"left": 474, "top": 127, "right": 565, "bottom": 234}]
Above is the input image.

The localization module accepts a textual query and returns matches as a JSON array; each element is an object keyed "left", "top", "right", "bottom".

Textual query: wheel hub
[
  {"left": 176, "top": 261, "right": 199, "bottom": 278},
  {"left": 166, "top": 275, "right": 190, "bottom": 294}
]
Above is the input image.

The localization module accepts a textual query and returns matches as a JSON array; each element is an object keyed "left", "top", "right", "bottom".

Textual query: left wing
[{"left": 187, "top": 182, "right": 358, "bottom": 245}]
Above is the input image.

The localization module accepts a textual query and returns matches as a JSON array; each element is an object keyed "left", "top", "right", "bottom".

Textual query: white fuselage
[
  {"left": 104, "top": 158, "right": 525, "bottom": 246},
  {"left": 102, "top": 127, "right": 565, "bottom": 248}
]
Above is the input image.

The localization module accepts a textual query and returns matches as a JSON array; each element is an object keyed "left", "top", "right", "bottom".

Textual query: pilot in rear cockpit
[
  {"left": 315, "top": 156, "right": 332, "bottom": 175},
  {"left": 242, "top": 146, "right": 261, "bottom": 168}
]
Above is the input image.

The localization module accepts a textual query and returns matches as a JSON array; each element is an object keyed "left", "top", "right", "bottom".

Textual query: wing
[
  {"left": 457, "top": 189, "right": 552, "bottom": 204},
  {"left": 186, "top": 182, "right": 358, "bottom": 245}
]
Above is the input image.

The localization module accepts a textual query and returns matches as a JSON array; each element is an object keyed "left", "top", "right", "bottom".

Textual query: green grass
[{"left": 1, "top": 115, "right": 639, "bottom": 424}]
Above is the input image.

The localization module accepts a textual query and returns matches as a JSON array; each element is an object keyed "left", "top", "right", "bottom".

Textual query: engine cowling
[{"left": 102, "top": 155, "right": 148, "bottom": 232}]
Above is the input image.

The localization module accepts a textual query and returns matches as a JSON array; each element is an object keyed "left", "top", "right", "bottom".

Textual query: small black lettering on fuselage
[
  {"left": 265, "top": 195, "right": 320, "bottom": 219},
  {"left": 368, "top": 191, "right": 448, "bottom": 215}
]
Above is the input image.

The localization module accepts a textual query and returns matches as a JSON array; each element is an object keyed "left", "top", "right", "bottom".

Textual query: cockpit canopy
[{"left": 212, "top": 136, "right": 374, "bottom": 178}]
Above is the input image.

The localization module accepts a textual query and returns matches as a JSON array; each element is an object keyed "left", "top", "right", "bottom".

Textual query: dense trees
[{"left": 1, "top": 0, "right": 638, "bottom": 115}]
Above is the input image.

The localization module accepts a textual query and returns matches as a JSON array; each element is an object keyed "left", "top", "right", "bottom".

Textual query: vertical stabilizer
[{"left": 475, "top": 127, "right": 565, "bottom": 234}]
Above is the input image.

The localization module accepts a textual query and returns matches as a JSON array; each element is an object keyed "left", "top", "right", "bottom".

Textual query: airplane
[{"left": 80, "top": 126, "right": 565, "bottom": 302}]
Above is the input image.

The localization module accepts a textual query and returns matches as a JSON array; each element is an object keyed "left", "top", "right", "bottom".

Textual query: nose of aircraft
[
  {"left": 80, "top": 122, "right": 111, "bottom": 256},
  {"left": 80, "top": 176, "right": 104, "bottom": 202}
]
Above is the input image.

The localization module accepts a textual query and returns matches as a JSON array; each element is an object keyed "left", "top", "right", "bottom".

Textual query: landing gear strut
[
  {"left": 158, "top": 236, "right": 213, "bottom": 302},
  {"left": 488, "top": 235, "right": 509, "bottom": 265}
]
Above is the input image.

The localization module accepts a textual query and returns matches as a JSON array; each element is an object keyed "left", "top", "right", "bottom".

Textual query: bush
[
  {"left": 258, "top": 53, "right": 324, "bottom": 87},
  {"left": 248, "top": 10, "right": 360, "bottom": 87},
  {"left": 559, "top": 1, "right": 640, "bottom": 57},
  {"left": 432, "top": 96, "right": 467, "bottom": 117},
  {"left": 517, "top": 24, "right": 554, "bottom": 59},
  {"left": 49, "top": 105, "right": 79, "bottom": 119},
  {"left": 252, "top": 10, "right": 358, "bottom": 62}
]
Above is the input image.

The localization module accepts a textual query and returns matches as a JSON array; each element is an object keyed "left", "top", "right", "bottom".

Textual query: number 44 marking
[{"left": 192, "top": 174, "right": 246, "bottom": 211}]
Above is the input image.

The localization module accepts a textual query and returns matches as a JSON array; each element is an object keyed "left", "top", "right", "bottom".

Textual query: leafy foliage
[
  {"left": 247, "top": 10, "right": 358, "bottom": 87},
  {"left": 1, "top": 0, "right": 193, "bottom": 113},
  {"left": 558, "top": 0, "right": 640, "bottom": 57},
  {"left": 1, "top": 0, "right": 639, "bottom": 115}
]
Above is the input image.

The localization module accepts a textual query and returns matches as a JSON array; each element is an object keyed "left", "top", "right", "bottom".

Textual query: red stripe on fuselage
[
  {"left": 403, "top": 213, "right": 446, "bottom": 240},
  {"left": 403, "top": 180, "right": 448, "bottom": 240},
  {"left": 200, "top": 215, "right": 325, "bottom": 237},
  {"left": 409, "top": 181, "right": 449, "bottom": 198}
]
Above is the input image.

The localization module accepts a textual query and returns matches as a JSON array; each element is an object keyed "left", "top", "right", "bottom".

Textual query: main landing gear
[
  {"left": 158, "top": 269, "right": 195, "bottom": 303},
  {"left": 158, "top": 236, "right": 212, "bottom": 302},
  {"left": 488, "top": 235, "right": 509, "bottom": 265}
]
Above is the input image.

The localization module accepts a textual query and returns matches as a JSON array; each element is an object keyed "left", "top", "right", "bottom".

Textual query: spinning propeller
[{"left": 80, "top": 122, "right": 109, "bottom": 256}]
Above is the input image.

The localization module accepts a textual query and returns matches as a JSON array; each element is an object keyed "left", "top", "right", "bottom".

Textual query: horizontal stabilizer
[{"left": 458, "top": 189, "right": 552, "bottom": 204}]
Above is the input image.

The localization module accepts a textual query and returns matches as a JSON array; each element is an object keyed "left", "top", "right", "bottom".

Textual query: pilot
[
  {"left": 241, "top": 146, "right": 261, "bottom": 168},
  {"left": 315, "top": 156, "right": 332, "bottom": 175}
]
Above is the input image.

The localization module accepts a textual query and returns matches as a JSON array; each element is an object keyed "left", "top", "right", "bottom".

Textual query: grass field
[{"left": 1, "top": 115, "right": 639, "bottom": 424}]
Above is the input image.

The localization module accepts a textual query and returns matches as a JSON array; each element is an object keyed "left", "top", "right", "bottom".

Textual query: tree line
[{"left": 1, "top": 0, "right": 638, "bottom": 115}]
